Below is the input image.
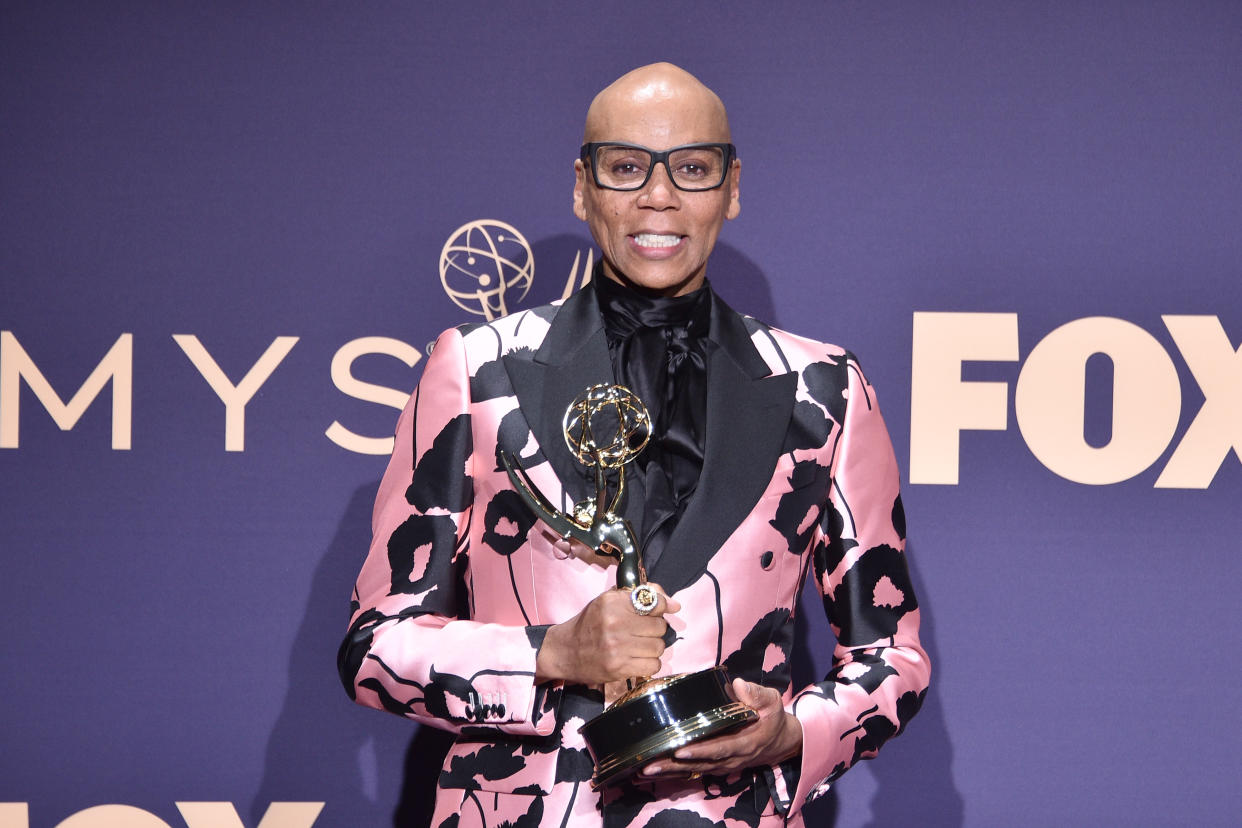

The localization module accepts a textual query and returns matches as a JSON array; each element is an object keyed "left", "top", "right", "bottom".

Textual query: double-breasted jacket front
[{"left": 339, "top": 282, "right": 929, "bottom": 826}]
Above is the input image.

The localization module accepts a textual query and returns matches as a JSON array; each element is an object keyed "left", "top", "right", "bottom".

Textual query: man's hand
[
  {"left": 535, "top": 585, "right": 680, "bottom": 686},
  {"left": 640, "top": 679, "right": 803, "bottom": 779}
]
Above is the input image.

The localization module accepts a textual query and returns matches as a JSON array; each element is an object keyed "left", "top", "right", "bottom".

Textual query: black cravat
[{"left": 594, "top": 271, "right": 711, "bottom": 570}]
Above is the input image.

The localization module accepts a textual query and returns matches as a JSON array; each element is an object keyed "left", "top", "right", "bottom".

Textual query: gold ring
[
  {"left": 689, "top": 772, "right": 702, "bottom": 781},
  {"left": 630, "top": 584, "right": 658, "bottom": 615}
]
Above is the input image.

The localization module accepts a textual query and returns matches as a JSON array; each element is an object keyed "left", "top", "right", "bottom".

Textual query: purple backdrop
[{"left": 3, "top": 2, "right": 1240, "bottom": 826}]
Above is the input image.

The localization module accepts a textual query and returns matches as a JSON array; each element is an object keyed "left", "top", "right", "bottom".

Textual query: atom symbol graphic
[{"left": 439, "top": 219, "right": 534, "bottom": 320}]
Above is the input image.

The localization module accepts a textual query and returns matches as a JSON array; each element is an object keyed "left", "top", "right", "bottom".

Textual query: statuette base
[{"left": 581, "top": 666, "right": 758, "bottom": 789}]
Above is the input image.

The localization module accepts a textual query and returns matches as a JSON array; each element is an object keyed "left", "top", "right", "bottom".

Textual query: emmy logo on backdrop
[
  {"left": 501, "top": 385, "right": 757, "bottom": 788},
  {"left": 439, "top": 219, "right": 593, "bottom": 321},
  {"left": 439, "top": 220, "right": 534, "bottom": 320}
]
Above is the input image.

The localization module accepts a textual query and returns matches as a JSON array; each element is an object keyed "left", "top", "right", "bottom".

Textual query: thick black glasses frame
[{"left": 580, "top": 141, "right": 737, "bottom": 192}]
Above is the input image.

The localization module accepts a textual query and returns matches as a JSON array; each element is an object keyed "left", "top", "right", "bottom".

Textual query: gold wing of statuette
[{"left": 500, "top": 451, "right": 594, "bottom": 547}]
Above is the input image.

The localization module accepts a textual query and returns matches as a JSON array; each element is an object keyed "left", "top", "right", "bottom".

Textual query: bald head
[{"left": 583, "top": 62, "right": 731, "bottom": 145}]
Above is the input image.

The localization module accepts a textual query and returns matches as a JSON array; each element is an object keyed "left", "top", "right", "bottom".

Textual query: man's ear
[
  {"left": 725, "top": 159, "right": 741, "bottom": 220},
  {"left": 573, "top": 159, "right": 589, "bottom": 221}
]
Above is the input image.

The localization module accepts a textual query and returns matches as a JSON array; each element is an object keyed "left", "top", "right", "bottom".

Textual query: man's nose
[{"left": 640, "top": 162, "right": 680, "bottom": 207}]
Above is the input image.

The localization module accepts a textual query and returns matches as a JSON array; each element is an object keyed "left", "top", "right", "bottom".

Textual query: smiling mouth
[{"left": 632, "top": 233, "right": 682, "bottom": 248}]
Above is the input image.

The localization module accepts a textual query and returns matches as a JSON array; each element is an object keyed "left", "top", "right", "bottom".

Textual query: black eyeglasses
[{"left": 580, "top": 142, "right": 736, "bottom": 192}]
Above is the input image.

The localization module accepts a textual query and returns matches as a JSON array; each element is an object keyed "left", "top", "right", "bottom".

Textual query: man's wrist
[
  {"left": 776, "top": 711, "right": 804, "bottom": 763},
  {"left": 534, "top": 621, "right": 567, "bottom": 683}
]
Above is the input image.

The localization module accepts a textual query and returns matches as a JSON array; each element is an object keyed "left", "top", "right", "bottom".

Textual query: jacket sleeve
[
  {"left": 782, "top": 355, "right": 931, "bottom": 813},
  {"left": 336, "top": 326, "right": 560, "bottom": 738}
]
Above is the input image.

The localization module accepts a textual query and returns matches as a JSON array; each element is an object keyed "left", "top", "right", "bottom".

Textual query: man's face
[{"left": 573, "top": 87, "right": 740, "bottom": 297}]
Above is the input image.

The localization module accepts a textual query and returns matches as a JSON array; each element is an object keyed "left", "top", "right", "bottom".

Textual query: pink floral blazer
[{"left": 339, "top": 284, "right": 930, "bottom": 827}]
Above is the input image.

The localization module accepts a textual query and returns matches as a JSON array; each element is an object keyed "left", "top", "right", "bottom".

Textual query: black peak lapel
[
  {"left": 710, "top": 292, "right": 774, "bottom": 381},
  {"left": 503, "top": 284, "right": 617, "bottom": 516},
  {"left": 648, "top": 295, "right": 797, "bottom": 595}
]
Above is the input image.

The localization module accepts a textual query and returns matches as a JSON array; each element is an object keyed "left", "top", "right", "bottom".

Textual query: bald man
[{"left": 340, "top": 63, "right": 929, "bottom": 827}]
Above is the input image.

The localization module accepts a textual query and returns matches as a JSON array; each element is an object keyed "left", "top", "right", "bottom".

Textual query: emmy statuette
[{"left": 501, "top": 384, "right": 757, "bottom": 788}]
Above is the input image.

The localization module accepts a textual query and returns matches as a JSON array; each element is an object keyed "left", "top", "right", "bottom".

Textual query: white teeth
[{"left": 633, "top": 233, "right": 680, "bottom": 248}]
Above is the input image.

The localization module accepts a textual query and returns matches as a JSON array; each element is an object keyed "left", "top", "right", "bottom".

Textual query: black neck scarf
[{"left": 593, "top": 269, "right": 711, "bottom": 571}]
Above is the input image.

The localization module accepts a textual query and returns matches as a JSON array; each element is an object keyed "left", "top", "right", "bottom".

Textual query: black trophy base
[{"left": 580, "top": 666, "right": 759, "bottom": 789}]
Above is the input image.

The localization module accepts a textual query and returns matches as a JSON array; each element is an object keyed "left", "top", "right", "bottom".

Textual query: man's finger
[
  {"left": 652, "top": 584, "right": 681, "bottom": 614},
  {"left": 636, "top": 583, "right": 681, "bottom": 616},
  {"left": 621, "top": 584, "right": 680, "bottom": 618},
  {"left": 733, "top": 678, "right": 778, "bottom": 712},
  {"left": 733, "top": 677, "right": 761, "bottom": 709}
]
